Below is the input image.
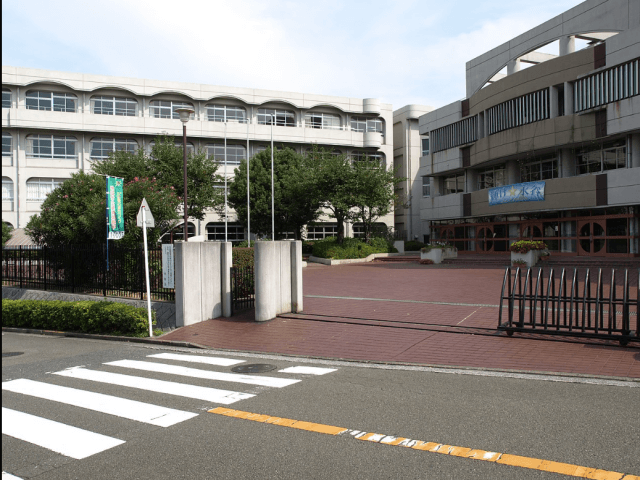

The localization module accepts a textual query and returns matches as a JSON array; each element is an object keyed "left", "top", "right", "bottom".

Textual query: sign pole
[
  {"left": 105, "top": 176, "right": 110, "bottom": 272},
  {"left": 141, "top": 207, "right": 153, "bottom": 337}
]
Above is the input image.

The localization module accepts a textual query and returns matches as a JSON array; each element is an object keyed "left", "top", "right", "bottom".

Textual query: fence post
[
  {"left": 103, "top": 244, "right": 107, "bottom": 297},
  {"left": 71, "top": 245, "right": 75, "bottom": 293},
  {"left": 139, "top": 245, "right": 144, "bottom": 300},
  {"left": 19, "top": 245, "right": 23, "bottom": 289},
  {"left": 43, "top": 246, "right": 47, "bottom": 291}
]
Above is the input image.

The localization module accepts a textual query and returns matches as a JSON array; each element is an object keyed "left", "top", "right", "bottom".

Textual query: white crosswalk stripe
[
  {"left": 53, "top": 367, "right": 255, "bottom": 404},
  {"left": 105, "top": 359, "right": 301, "bottom": 388},
  {"left": 3, "top": 472, "right": 24, "bottom": 480},
  {"left": 3, "top": 353, "right": 337, "bottom": 466},
  {"left": 2, "top": 379, "right": 198, "bottom": 427},
  {"left": 2, "top": 407, "right": 125, "bottom": 460}
]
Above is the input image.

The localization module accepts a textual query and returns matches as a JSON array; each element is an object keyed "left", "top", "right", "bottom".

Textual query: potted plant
[
  {"left": 511, "top": 258, "right": 527, "bottom": 268},
  {"left": 509, "top": 240, "right": 547, "bottom": 267},
  {"left": 420, "top": 242, "right": 457, "bottom": 264}
]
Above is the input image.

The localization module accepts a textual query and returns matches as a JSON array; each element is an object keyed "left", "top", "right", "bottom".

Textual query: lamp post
[{"left": 175, "top": 107, "right": 195, "bottom": 241}]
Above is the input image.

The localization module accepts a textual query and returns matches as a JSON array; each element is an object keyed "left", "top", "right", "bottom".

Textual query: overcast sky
[{"left": 2, "top": 0, "right": 584, "bottom": 110}]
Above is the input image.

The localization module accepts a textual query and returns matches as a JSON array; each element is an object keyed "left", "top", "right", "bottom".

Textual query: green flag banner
[{"left": 106, "top": 176, "right": 125, "bottom": 240}]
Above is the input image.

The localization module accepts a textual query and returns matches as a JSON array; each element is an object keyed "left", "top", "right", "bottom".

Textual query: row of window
[
  {"left": 2, "top": 177, "right": 63, "bottom": 202},
  {"left": 574, "top": 58, "right": 639, "bottom": 113},
  {"left": 4, "top": 132, "right": 386, "bottom": 164},
  {"left": 431, "top": 116, "right": 477, "bottom": 153},
  {"left": 422, "top": 142, "right": 626, "bottom": 196},
  {"left": 2, "top": 89, "right": 384, "bottom": 132},
  {"left": 486, "top": 88, "right": 550, "bottom": 136}
]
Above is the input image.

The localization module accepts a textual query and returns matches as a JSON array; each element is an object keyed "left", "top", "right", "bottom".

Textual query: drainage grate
[
  {"left": 231, "top": 364, "right": 277, "bottom": 374},
  {"left": 2, "top": 352, "right": 24, "bottom": 358}
]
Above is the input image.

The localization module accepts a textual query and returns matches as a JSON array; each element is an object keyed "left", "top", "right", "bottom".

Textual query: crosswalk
[{"left": 2, "top": 352, "right": 337, "bottom": 477}]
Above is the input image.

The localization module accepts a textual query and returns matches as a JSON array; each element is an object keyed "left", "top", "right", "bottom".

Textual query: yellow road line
[{"left": 209, "top": 407, "right": 639, "bottom": 480}]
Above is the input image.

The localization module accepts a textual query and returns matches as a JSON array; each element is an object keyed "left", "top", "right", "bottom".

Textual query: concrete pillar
[
  {"left": 221, "top": 242, "right": 232, "bottom": 318},
  {"left": 559, "top": 36, "right": 575, "bottom": 56},
  {"left": 506, "top": 159, "right": 519, "bottom": 184},
  {"left": 278, "top": 241, "right": 292, "bottom": 315},
  {"left": 200, "top": 242, "right": 222, "bottom": 322},
  {"left": 560, "top": 148, "right": 576, "bottom": 177},
  {"left": 631, "top": 133, "right": 640, "bottom": 168},
  {"left": 467, "top": 169, "right": 478, "bottom": 192},
  {"left": 564, "top": 82, "right": 574, "bottom": 115},
  {"left": 291, "top": 241, "right": 303, "bottom": 313},
  {"left": 255, "top": 241, "right": 278, "bottom": 322},
  {"left": 507, "top": 58, "right": 521, "bottom": 75}
]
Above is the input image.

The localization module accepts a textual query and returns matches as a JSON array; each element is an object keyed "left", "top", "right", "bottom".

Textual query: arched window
[
  {"left": 25, "top": 90, "right": 77, "bottom": 112},
  {"left": 306, "top": 147, "right": 342, "bottom": 157},
  {"left": 26, "top": 135, "right": 77, "bottom": 159},
  {"left": 149, "top": 100, "right": 195, "bottom": 119},
  {"left": 206, "top": 144, "right": 246, "bottom": 166},
  {"left": 304, "top": 112, "right": 341, "bottom": 129},
  {"left": 206, "top": 223, "right": 245, "bottom": 242},
  {"left": 351, "top": 150, "right": 385, "bottom": 165},
  {"left": 162, "top": 222, "right": 196, "bottom": 242},
  {"left": 2, "top": 177, "right": 14, "bottom": 210},
  {"left": 26, "top": 178, "right": 66, "bottom": 201},
  {"left": 90, "top": 138, "right": 138, "bottom": 160},
  {"left": 148, "top": 140, "right": 194, "bottom": 155},
  {"left": 350, "top": 116, "right": 384, "bottom": 136},
  {"left": 91, "top": 96, "right": 138, "bottom": 116},
  {"left": 206, "top": 104, "right": 247, "bottom": 123},
  {"left": 2, "top": 132, "right": 12, "bottom": 157},
  {"left": 257, "top": 108, "right": 295, "bottom": 126},
  {"left": 2, "top": 88, "right": 11, "bottom": 109}
]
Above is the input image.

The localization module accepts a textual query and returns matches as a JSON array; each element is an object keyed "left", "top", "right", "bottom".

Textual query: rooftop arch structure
[{"left": 466, "top": 0, "right": 638, "bottom": 97}]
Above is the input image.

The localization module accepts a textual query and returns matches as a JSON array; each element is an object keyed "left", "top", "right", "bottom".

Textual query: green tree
[
  {"left": 2, "top": 222, "right": 13, "bottom": 247},
  {"left": 350, "top": 158, "right": 402, "bottom": 242},
  {"left": 227, "top": 147, "right": 321, "bottom": 240},
  {"left": 25, "top": 171, "right": 181, "bottom": 247},
  {"left": 92, "top": 135, "right": 223, "bottom": 221}
]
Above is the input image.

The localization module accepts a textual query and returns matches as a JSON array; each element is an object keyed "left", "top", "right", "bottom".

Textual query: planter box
[
  {"left": 420, "top": 247, "right": 457, "bottom": 264},
  {"left": 511, "top": 250, "right": 541, "bottom": 268}
]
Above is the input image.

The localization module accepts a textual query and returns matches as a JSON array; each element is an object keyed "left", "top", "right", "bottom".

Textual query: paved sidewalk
[{"left": 161, "top": 263, "right": 640, "bottom": 379}]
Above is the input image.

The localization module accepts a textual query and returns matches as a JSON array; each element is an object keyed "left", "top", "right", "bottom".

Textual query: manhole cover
[
  {"left": 231, "top": 364, "right": 277, "bottom": 374},
  {"left": 2, "top": 352, "right": 24, "bottom": 358}
]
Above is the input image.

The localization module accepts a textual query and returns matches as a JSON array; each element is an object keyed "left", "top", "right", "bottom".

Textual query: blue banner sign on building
[{"left": 488, "top": 181, "right": 545, "bottom": 206}]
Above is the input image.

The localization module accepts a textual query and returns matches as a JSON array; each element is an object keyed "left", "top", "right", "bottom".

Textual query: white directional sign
[{"left": 136, "top": 198, "right": 155, "bottom": 228}]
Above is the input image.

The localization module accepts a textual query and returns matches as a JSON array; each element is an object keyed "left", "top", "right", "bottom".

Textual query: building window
[
  {"left": 257, "top": 108, "right": 295, "bottom": 126},
  {"left": 432, "top": 116, "right": 477, "bottom": 153},
  {"left": 477, "top": 165, "right": 506, "bottom": 190},
  {"left": 26, "top": 178, "right": 65, "bottom": 201},
  {"left": 304, "top": 112, "right": 341, "bottom": 130},
  {"left": 444, "top": 173, "right": 464, "bottom": 194},
  {"left": 26, "top": 135, "right": 77, "bottom": 159},
  {"left": 575, "top": 58, "right": 639, "bottom": 112},
  {"left": 90, "top": 138, "right": 138, "bottom": 160},
  {"left": 91, "top": 96, "right": 138, "bottom": 116},
  {"left": 150, "top": 100, "right": 195, "bottom": 119},
  {"left": 2, "top": 132, "right": 12, "bottom": 157},
  {"left": 353, "top": 222, "right": 387, "bottom": 238},
  {"left": 148, "top": 141, "right": 194, "bottom": 155},
  {"left": 351, "top": 151, "right": 385, "bottom": 165},
  {"left": 2, "top": 177, "right": 14, "bottom": 204},
  {"left": 350, "top": 116, "right": 383, "bottom": 136},
  {"left": 25, "top": 90, "right": 77, "bottom": 112},
  {"left": 486, "top": 88, "right": 550, "bottom": 136},
  {"left": 421, "top": 137, "right": 430, "bottom": 156},
  {"left": 576, "top": 140, "right": 626, "bottom": 175},
  {"left": 520, "top": 155, "right": 558, "bottom": 182},
  {"left": 306, "top": 223, "right": 338, "bottom": 240},
  {"left": 422, "top": 176, "right": 431, "bottom": 197},
  {"left": 306, "top": 148, "right": 342, "bottom": 157},
  {"left": 206, "top": 223, "right": 245, "bottom": 241},
  {"left": 2, "top": 89, "right": 11, "bottom": 108},
  {"left": 206, "top": 144, "right": 246, "bottom": 166},
  {"left": 206, "top": 104, "right": 247, "bottom": 123}
]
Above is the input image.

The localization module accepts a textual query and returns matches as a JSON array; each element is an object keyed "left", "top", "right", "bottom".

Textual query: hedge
[
  {"left": 311, "top": 237, "right": 397, "bottom": 259},
  {"left": 232, "top": 247, "right": 254, "bottom": 268},
  {"left": 2, "top": 299, "right": 153, "bottom": 336}
]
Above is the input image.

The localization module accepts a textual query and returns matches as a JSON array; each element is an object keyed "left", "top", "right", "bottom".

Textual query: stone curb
[
  {"left": 308, "top": 252, "right": 420, "bottom": 266},
  {"left": 1, "top": 327, "right": 205, "bottom": 349}
]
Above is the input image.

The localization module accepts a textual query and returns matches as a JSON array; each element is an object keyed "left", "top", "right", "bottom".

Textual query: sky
[{"left": 2, "top": 0, "right": 585, "bottom": 110}]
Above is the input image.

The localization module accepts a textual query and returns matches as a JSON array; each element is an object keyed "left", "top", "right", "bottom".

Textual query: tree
[
  {"left": 350, "top": 158, "right": 402, "bottom": 242},
  {"left": 92, "top": 135, "right": 223, "bottom": 221},
  {"left": 227, "top": 147, "right": 321, "bottom": 240},
  {"left": 25, "top": 171, "right": 181, "bottom": 247},
  {"left": 2, "top": 222, "right": 13, "bottom": 247}
]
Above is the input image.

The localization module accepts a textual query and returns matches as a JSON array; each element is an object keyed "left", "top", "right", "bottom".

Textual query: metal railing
[
  {"left": 230, "top": 265, "right": 254, "bottom": 314},
  {"left": 2, "top": 244, "right": 174, "bottom": 302},
  {"left": 498, "top": 267, "right": 638, "bottom": 345}
]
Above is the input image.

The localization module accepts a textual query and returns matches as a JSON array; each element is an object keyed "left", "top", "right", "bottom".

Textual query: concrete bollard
[
  {"left": 291, "top": 241, "right": 303, "bottom": 313},
  {"left": 221, "top": 242, "right": 232, "bottom": 318}
]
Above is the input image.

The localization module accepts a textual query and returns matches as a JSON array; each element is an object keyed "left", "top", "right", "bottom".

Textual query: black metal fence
[
  {"left": 2, "top": 244, "right": 174, "bottom": 301},
  {"left": 498, "top": 267, "right": 639, "bottom": 345},
  {"left": 230, "top": 265, "right": 254, "bottom": 313}
]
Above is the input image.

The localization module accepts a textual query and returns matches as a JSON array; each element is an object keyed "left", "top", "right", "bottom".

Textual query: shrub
[
  {"left": 2, "top": 299, "right": 152, "bottom": 336},
  {"left": 311, "top": 236, "right": 395, "bottom": 259},
  {"left": 302, "top": 241, "right": 314, "bottom": 254},
  {"left": 404, "top": 240, "right": 425, "bottom": 251},
  {"left": 510, "top": 240, "right": 547, "bottom": 253},
  {"left": 232, "top": 247, "right": 254, "bottom": 268}
]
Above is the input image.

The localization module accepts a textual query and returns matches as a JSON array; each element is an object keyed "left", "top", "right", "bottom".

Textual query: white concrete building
[{"left": 2, "top": 67, "right": 394, "bottom": 242}]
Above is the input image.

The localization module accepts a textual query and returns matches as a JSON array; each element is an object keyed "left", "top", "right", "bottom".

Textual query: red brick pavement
[{"left": 161, "top": 262, "right": 640, "bottom": 379}]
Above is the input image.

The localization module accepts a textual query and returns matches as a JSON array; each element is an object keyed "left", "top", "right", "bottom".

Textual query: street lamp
[{"left": 175, "top": 107, "right": 195, "bottom": 242}]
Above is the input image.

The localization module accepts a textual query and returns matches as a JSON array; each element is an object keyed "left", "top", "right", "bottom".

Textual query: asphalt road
[{"left": 2, "top": 332, "right": 639, "bottom": 479}]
